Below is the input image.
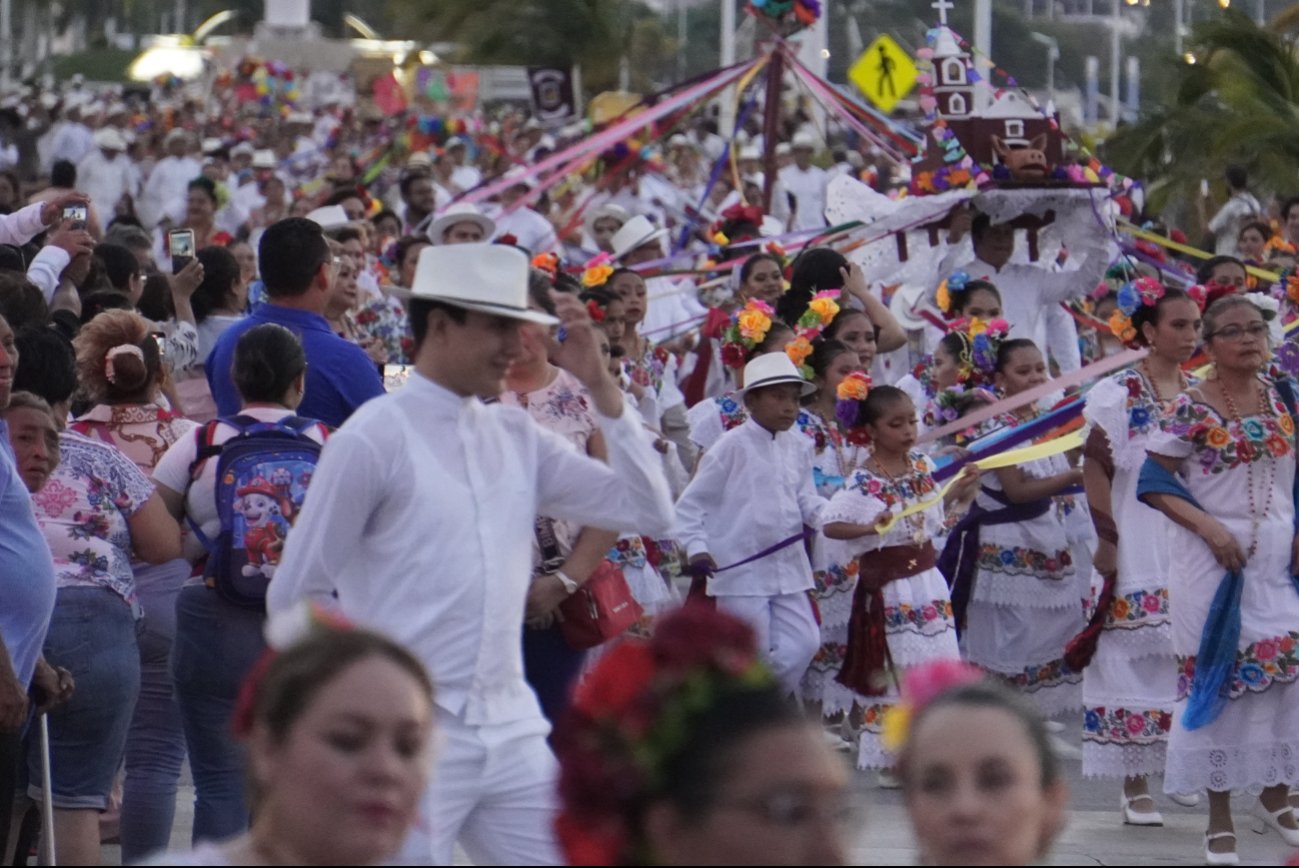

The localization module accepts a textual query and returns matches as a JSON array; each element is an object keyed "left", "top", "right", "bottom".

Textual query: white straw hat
[
  {"left": 610, "top": 214, "right": 668, "bottom": 262},
  {"left": 426, "top": 203, "right": 496, "bottom": 245},
  {"left": 738, "top": 352, "right": 815, "bottom": 398},
  {"left": 395, "top": 244, "right": 559, "bottom": 325}
]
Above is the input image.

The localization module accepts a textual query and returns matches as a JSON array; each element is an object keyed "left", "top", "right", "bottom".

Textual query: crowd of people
[{"left": 0, "top": 68, "right": 1294, "bottom": 868}]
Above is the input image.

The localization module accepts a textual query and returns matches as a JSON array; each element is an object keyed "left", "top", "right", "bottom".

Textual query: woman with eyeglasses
[
  {"left": 66, "top": 308, "right": 196, "bottom": 862},
  {"left": 1141, "top": 295, "right": 1299, "bottom": 864},
  {"left": 553, "top": 606, "right": 851, "bottom": 866}
]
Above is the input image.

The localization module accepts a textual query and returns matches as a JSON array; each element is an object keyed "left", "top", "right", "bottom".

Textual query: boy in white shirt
[{"left": 675, "top": 353, "right": 827, "bottom": 693}]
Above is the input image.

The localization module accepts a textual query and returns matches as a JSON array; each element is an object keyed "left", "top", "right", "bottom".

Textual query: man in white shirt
[
  {"left": 48, "top": 105, "right": 94, "bottom": 167},
  {"left": 939, "top": 213, "right": 1109, "bottom": 373},
  {"left": 778, "top": 132, "right": 828, "bottom": 231},
  {"left": 1202, "top": 165, "right": 1261, "bottom": 256},
  {"left": 267, "top": 243, "right": 674, "bottom": 866},
  {"left": 490, "top": 172, "right": 558, "bottom": 254},
  {"left": 77, "top": 128, "right": 138, "bottom": 223},
  {"left": 138, "top": 130, "right": 202, "bottom": 228}
]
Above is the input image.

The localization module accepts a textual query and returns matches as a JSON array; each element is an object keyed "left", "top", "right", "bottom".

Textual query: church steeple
[{"left": 930, "top": 21, "right": 973, "bottom": 120}]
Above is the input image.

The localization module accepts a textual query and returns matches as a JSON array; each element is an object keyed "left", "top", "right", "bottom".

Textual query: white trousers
[
  {"left": 396, "top": 710, "right": 562, "bottom": 866},
  {"left": 715, "top": 591, "right": 820, "bottom": 694}
]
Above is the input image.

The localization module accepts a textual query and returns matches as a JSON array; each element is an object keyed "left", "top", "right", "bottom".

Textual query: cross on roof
[{"left": 931, "top": 0, "right": 954, "bottom": 25}]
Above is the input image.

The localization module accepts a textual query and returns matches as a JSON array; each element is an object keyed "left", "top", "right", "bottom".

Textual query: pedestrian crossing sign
[{"left": 850, "top": 35, "right": 917, "bottom": 113}]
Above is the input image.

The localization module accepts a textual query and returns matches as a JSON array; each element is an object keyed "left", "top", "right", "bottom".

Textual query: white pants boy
[{"left": 715, "top": 591, "right": 820, "bottom": 694}]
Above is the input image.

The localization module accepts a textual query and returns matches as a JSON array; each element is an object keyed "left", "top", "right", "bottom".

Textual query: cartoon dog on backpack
[{"left": 234, "top": 475, "right": 294, "bottom": 578}]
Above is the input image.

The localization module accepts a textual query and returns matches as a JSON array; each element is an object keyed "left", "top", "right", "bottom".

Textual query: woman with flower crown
[
  {"left": 552, "top": 606, "right": 851, "bottom": 867},
  {"left": 822, "top": 385, "right": 980, "bottom": 777},
  {"left": 685, "top": 298, "right": 795, "bottom": 454},
  {"left": 1140, "top": 294, "right": 1299, "bottom": 864},
  {"left": 939, "top": 330, "right": 1088, "bottom": 719},
  {"left": 1075, "top": 279, "right": 1204, "bottom": 826}
]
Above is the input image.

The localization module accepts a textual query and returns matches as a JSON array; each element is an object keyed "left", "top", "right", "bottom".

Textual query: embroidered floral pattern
[
  {"left": 976, "top": 544, "right": 1074, "bottom": 581},
  {"left": 848, "top": 452, "right": 937, "bottom": 510},
  {"left": 1160, "top": 388, "right": 1295, "bottom": 475},
  {"left": 1000, "top": 656, "right": 1082, "bottom": 695},
  {"left": 812, "top": 559, "right": 858, "bottom": 598},
  {"left": 883, "top": 599, "right": 955, "bottom": 635},
  {"left": 1083, "top": 706, "right": 1173, "bottom": 745},
  {"left": 628, "top": 346, "right": 672, "bottom": 393},
  {"left": 796, "top": 409, "right": 834, "bottom": 454},
  {"left": 32, "top": 479, "right": 76, "bottom": 517},
  {"left": 1176, "top": 632, "right": 1299, "bottom": 701},
  {"left": 714, "top": 393, "right": 747, "bottom": 433},
  {"left": 807, "top": 641, "right": 849, "bottom": 673},
  {"left": 354, "top": 295, "right": 412, "bottom": 364},
  {"left": 1088, "top": 586, "right": 1171, "bottom": 631}
]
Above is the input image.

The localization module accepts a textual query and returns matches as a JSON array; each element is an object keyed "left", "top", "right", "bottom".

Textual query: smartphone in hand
[
  {"left": 168, "top": 228, "right": 195, "bottom": 275},
  {"left": 62, "top": 203, "right": 87, "bottom": 230}
]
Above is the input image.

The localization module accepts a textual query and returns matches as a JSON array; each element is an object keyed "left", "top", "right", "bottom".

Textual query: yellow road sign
[{"left": 850, "top": 35, "right": 917, "bottom": 113}]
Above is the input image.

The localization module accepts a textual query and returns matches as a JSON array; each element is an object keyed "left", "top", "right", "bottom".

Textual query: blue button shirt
[
  {"left": 206, "top": 304, "right": 385, "bottom": 429},
  {"left": 0, "top": 420, "right": 57, "bottom": 688}
]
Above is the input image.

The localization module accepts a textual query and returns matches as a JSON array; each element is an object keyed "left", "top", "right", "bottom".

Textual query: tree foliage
[
  {"left": 1107, "top": 9, "right": 1299, "bottom": 211},
  {"left": 390, "top": 0, "right": 675, "bottom": 93}
]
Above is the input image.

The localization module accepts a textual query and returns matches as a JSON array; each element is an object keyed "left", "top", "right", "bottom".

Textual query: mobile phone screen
[
  {"left": 62, "top": 204, "right": 87, "bottom": 228},
  {"left": 169, "top": 229, "right": 195, "bottom": 274}
]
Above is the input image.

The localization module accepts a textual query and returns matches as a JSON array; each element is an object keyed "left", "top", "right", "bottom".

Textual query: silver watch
[{"left": 554, "top": 569, "right": 580, "bottom": 595}]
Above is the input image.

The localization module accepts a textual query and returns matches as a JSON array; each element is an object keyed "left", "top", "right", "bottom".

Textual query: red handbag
[
  {"left": 535, "top": 516, "right": 643, "bottom": 650},
  {"left": 558, "top": 560, "right": 644, "bottom": 650}
]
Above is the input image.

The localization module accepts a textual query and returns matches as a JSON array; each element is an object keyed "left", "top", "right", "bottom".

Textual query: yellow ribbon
[
  {"left": 1118, "top": 222, "right": 1280, "bottom": 284},
  {"left": 873, "top": 431, "right": 1085, "bottom": 534},
  {"left": 731, "top": 57, "right": 770, "bottom": 203}
]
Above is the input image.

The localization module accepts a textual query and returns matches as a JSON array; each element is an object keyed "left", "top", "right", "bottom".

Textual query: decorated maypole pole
[{"left": 746, "top": 0, "right": 822, "bottom": 213}]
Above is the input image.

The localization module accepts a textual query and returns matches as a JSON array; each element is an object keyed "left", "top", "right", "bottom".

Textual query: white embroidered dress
[
  {"left": 822, "top": 451, "right": 960, "bottom": 769},
  {"left": 1147, "top": 381, "right": 1299, "bottom": 794},
  {"left": 1080, "top": 369, "right": 1179, "bottom": 778}
]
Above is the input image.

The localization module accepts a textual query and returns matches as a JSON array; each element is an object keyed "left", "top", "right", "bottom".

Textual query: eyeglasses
[
  {"left": 713, "top": 791, "right": 860, "bottom": 833},
  {"left": 1208, "top": 323, "right": 1269, "bottom": 342}
]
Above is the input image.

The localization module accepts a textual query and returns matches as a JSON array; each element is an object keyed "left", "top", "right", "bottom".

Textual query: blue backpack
[{"left": 187, "top": 415, "right": 323, "bottom": 609}]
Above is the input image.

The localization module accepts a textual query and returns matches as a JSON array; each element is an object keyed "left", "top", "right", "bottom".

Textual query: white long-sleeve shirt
[
  {"left": 76, "top": 151, "right": 139, "bottom": 223},
  {"left": 138, "top": 155, "right": 203, "bottom": 228},
  {"left": 675, "top": 417, "right": 828, "bottom": 597},
  {"left": 939, "top": 247, "right": 1108, "bottom": 373},
  {"left": 267, "top": 372, "right": 674, "bottom": 726},
  {"left": 778, "top": 164, "right": 829, "bottom": 231}
]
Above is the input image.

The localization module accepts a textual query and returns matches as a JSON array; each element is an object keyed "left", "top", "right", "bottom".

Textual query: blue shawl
[{"left": 1136, "top": 376, "right": 1299, "bottom": 729}]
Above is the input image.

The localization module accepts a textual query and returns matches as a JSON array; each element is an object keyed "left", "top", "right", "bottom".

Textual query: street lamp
[{"left": 1030, "top": 32, "right": 1059, "bottom": 105}]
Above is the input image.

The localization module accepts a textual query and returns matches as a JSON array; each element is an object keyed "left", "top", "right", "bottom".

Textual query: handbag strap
[{"left": 533, "top": 516, "right": 566, "bottom": 575}]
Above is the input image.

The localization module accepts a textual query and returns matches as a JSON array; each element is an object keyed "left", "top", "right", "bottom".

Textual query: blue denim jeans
[
  {"left": 120, "top": 559, "right": 191, "bottom": 864},
  {"left": 26, "top": 587, "right": 139, "bottom": 809},
  {"left": 521, "top": 624, "right": 587, "bottom": 725},
  {"left": 170, "top": 584, "right": 266, "bottom": 844}
]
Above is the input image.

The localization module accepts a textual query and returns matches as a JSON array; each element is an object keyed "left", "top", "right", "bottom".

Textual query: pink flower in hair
[{"left": 900, "top": 659, "right": 985, "bottom": 712}]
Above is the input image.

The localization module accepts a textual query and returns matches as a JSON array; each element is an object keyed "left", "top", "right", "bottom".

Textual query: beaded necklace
[
  {"left": 1139, "top": 358, "right": 1187, "bottom": 407},
  {"left": 1218, "top": 374, "right": 1275, "bottom": 560}
]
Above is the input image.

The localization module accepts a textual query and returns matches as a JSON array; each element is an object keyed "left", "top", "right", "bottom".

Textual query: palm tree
[{"left": 1107, "top": 8, "right": 1299, "bottom": 213}]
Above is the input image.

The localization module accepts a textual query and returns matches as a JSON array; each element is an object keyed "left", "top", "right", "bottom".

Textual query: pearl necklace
[{"left": 1219, "top": 375, "right": 1275, "bottom": 560}]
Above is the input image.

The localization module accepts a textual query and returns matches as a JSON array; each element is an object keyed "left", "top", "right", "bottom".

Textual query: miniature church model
[{"left": 911, "top": 3, "right": 1069, "bottom": 185}]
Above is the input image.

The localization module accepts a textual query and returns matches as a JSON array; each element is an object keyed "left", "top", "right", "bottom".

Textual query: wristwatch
[{"left": 553, "top": 569, "right": 580, "bottom": 595}]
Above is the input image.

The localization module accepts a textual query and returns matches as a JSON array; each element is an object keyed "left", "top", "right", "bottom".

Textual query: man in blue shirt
[{"left": 207, "top": 218, "right": 384, "bottom": 427}]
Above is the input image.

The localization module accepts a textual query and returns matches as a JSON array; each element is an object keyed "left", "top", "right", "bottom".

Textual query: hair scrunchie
[{"left": 104, "top": 344, "right": 144, "bottom": 384}]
